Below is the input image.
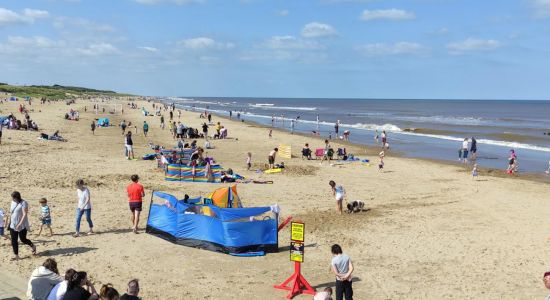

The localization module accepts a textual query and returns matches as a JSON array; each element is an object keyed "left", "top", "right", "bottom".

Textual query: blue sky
[{"left": 1, "top": 0, "right": 550, "bottom": 99}]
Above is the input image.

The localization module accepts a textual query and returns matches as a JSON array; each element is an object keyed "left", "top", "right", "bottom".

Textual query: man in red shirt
[{"left": 127, "top": 174, "right": 145, "bottom": 234}]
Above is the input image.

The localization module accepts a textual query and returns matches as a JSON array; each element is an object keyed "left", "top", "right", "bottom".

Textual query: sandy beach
[{"left": 1, "top": 98, "right": 549, "bottom": 299}]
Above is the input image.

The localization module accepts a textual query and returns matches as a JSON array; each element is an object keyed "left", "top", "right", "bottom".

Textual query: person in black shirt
[
  {"left": 120, "top": 279, "right": 140, "bottom": 300},
  {"left": 64, "top": 271, "right": 98, "bottom": 300}
]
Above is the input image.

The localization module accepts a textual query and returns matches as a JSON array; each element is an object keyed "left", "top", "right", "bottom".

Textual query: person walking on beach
[
  {"left": 37, "top": 198, "right": 53, "bottom": 237},
  {"left": 381, "top": 130, "right": 387, "bottom": 147},
  {"left": 202, "top": 122, "right": 209, "bottom": 138},
  {"left": 120, "top": 120, "right": 127, "bottom": 135},
  {"left": 291, "top": 119, "right": 295, "bottom": 134},
  {"left": 142, "top": 121, "right": 149, "bottom": 137},
  {"left": 470, "top": 137, "right": 477, "bottom": 160},
  {"left": 8, "top": 191, "right": 37, "bottom": 260},
  {"left": 125, "top": 131, "right": 135, "bottom": 160},
  {"left": 374, "top": 130, "right": 379, "bottom": 143},
  {"left": 74, "top": 179, "right": 93, "bottom": 237},
  {"left": 160, "top": 115, "right": 165, "bottom": 130},
  {"left": 330, "top": 244, "right": 354, "bottom": 300},
  {"left": 90, "top": 121, "right": 96, "bottom": 135},
  {"left": 127, "top": 175, "right": 145, "bottom": 234},
  {"left": 268, "top": 148, "right": 278, "bottom": 169},
  {"left": 507, "top": 149, "right": 518, "bottom": 174},
  {"left": 329, "top": 180, "right": 345, "bottom": 215},
  {"left": 208, "top": 113, "right": 212, "bottom": 123}
]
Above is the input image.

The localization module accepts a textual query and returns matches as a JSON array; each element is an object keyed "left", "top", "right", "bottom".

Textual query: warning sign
[{"left": 290, "top": 222, "right": 304, "bottom": 242}]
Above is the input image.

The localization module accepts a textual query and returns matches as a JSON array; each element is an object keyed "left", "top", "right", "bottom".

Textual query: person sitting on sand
[
  {"left": 99, "top": 283, "right": 120, "bottom": 300},
  {"left": 47, "top": 268, "right": 76, "bottom": 300},
  {"left": 302, "top": 143, "right": 312, "bottom": 160},
  {"left": 27, "top": 258, "right": 63, "bottom": 300},
  {"left": 268, "top": 148, "right": 278, "bottom": 169},
  {"left": 63, "top": 271, "right": 99, "bottom": 300},
  {"left": 120, "top": 279, "right": 140, "bottom": 300},
  {"left": 329, "top": 180, "right": 345, "bottom": 215}
]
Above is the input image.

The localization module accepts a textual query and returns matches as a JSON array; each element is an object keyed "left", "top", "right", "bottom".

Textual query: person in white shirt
[
  {"left": 461, "top": 138, "right": 469, "bottom": 164},
  {"left": 47, "top": 269, "right": 76, "bottom": 300},
  {"left": 0, "top": 207, "right": 6, "bottom": 239},
  {"left": 74, "top": 179, "right": 94, "bottom": 237}
]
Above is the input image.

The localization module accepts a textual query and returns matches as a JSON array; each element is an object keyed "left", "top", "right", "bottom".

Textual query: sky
[{"left": 1, "top": 0, "right": 550, "bottom": 99}]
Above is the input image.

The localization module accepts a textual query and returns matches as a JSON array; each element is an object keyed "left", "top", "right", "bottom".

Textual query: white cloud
[
  {"left": 360, "top": 9, "right": 415, "bottom": 21},
  {"left": 138, "top": 46, "right": 159, "bottom": 52},
  {"left": 263, "top": 35, "right": 322, "bottom": 50},
  {"left": 77, "top": 43, "right": 119, "bottom": 56},
  {"left": 133, "top": 0, "right": 204, "bottom": 4},
  {"left": 356, "top": 42, "right": 428, "bottom": 56},
  {"left": 0, "top": 7, "right": 49, "bottom": 26},
  {"left": 301, "top": 22, "right": 337, "bottom": 38},
  {"left": 446, "top": 38, "right": 501, "bottom": 54},
  {"left": 7, "top": 36, "right": 60, "bottom": 48},
  {"left": 178, "top": 37, "right": 234, "bottom": 50},
  {"left": 434, "top": 27, "right": 449, "bottom": 35},
  {"left": 532, "top": 0, "right": 550, "bottom": 18},
  {"left": 277, "top": 9, "right": 289, "bottom": 17},
  {"left": 53, "top": 17, "right": 115, "bottom": 32}
]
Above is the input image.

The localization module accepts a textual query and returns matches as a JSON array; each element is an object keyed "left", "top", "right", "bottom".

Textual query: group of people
[
  {"left": 26, "top": 257, "right": 141, "bottom": 300},
  {"left": 0, "top": 175, "right": 146, "bottom": 263}
]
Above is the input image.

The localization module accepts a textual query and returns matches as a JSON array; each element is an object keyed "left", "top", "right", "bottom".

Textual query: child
[
  {"left": 268, "top": 129, "right": 272, "bottom": 138},
  {"left": 38, "top": 198, "right": 53, "bottom": 237},
  {"left": 472, "top": 164, "right": 478, "bottom": 180},
  {"left": 313, "top": 287, "right": 333, "bottom": 300},
  {"left": 378, "top": 151, "right": 385, "bottom": 172},
  {"left": 545, "top": 160, "right": 550, "bottom": 175},
  {"left": 246, "top": 152, "right": 252, "bottom": 171},
  {"left": 0, "top": 207, "right": 6, "bottom": 240}
]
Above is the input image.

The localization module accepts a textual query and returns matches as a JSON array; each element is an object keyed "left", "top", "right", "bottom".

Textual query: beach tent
[
  {"left": 9, "top": 97, "right": 17, "bottom": 101},
  {"left": 146, "top": 191, "right": 279, "bottom": 254},
  {"left": 204, "top": 185, "right": 242, "bottom": 208},
  {"left": 97, "top": 118, "right": 109, "bottom": 127}
]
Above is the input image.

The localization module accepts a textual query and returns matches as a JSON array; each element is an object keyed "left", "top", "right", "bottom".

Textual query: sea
[{"left": 162, "top": 97, "right": 550, "bottom": 174}]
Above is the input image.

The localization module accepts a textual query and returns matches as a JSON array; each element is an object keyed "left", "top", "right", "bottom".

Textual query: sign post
[{"left": 274, "top": 221, "right": 316, "bottom": 299}]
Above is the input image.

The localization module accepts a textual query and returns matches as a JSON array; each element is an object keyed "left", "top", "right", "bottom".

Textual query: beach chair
[{"left": 315, "top": 148, "right": 324, "bottom": 159}]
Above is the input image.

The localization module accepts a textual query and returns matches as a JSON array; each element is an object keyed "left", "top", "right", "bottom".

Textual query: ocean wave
[
  {"left": 392, "top": 115, "right": 487, "bottom": 126},
  {"left": 248, "top": 104, "right": 317, "bottom": 111},
  {"left": 398, "top": 131, "right": 550, "bottom": 152}
]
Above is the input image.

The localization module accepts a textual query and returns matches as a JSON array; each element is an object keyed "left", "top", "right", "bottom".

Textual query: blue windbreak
[{"left": 148, "top": 192, "right": 278, "bottom": 249}]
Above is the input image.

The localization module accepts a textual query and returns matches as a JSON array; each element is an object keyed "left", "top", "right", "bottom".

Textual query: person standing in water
[
  {"left": 470, "top": 137, "right": 477, "bottom": 161},
  {"left": 334, "top": 121, "right": 339, "bottom": 135}
]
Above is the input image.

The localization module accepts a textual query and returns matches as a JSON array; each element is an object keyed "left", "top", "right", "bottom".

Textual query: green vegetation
[{"left": 0, "top": 83, "right": 133, "bottom": 99}]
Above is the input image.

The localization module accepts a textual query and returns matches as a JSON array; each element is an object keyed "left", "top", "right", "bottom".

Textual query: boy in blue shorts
[{"left": 37, "top": 198, "right": 53, "bottom": 236}]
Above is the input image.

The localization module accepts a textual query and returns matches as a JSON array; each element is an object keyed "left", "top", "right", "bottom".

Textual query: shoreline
[{"left": 160, "top": 100, "right": 550, "bottom": 184}]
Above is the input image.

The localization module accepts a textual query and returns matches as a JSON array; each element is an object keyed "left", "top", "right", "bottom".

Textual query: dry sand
[{"left": 0, "top": 98, "right": 549, "bottom": 299}]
